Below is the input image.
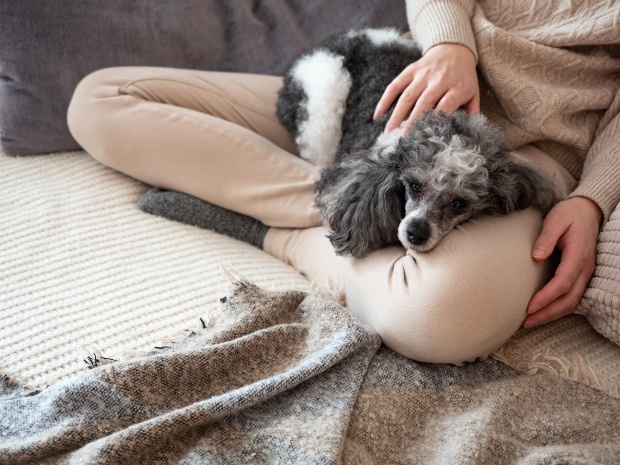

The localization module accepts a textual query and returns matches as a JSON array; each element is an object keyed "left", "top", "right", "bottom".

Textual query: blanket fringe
[
  {"left": 78, "top": 270, "right": 346, "bottom": 375},
  {"left": 493, "top": 340, "right": 619, "bottom": 398},
  {"left": 310, "top": 277, "right": 346, "bottom": 306},
  {"left": 1, "top": 355, "right": 54, "bottom": 392},
  {"left": 80, "top": 270, "right": 237, "bottom": 367},
  {"left": 220, "top": 266, "right": 252, "bottom": 292}
]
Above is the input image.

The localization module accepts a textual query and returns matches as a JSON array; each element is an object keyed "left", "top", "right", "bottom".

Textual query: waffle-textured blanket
[{"left": 2, "top": 277, "right": 620, "bottom": 465}]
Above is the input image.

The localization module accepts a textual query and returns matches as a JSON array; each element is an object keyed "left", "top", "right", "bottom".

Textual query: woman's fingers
[
  {"left": 527, "top": 242, "right": 585, "bottom": 314},
  {"left": 401, "top": 87, "right": 444, "bottom": 133},
  {"left": 523, "top": 267, "right": 593, "bottom": 327},
  {"left": 524, "top": 197, "right": 602, "bottom": 328},
  {"left": 374, "top": 65, "right": 416, "bottom": 121},
  {"left": 439, "top": 87, "right": 480, "bottom": 115},
  {"left": 462, "top": 93, "right": 480, "bottom": 114},
  {"left": 384, "top": 81, "right": 426, "bottom": 133}
]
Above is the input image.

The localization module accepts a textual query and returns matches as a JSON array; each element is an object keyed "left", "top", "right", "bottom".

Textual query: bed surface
[
  {"left": 0, "top": 149, "right": 311, "bottom": 387},
  {"left": 1, "top": 148, "right": 619, "bottom": 392},
  {"left": 3, "top": 148, "right": 620, "bottom": 464}
]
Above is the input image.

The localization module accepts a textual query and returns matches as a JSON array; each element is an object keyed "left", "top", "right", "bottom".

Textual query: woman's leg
[
  {"left": 69, "top": 68, "right": 573, "bottom": 365},
  {"left": 264, "top": 211, "right": 551, "bottom": 364},
  {"left": 265, "top": 146, "right": 576, "bottom": 364},
  {"left": 67, "top": 67, "right": 321, "bottom": 228}
]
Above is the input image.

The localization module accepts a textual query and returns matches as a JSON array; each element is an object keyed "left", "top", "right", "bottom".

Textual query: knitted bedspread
[
  {"left": 0, "top": 151, "right": 312, "bottom": 388},
  {"left": 2, "top": 276, "right": 620, "bottom": 464}
]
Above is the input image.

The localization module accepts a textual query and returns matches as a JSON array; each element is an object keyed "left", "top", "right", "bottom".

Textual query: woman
[{"left": 67, "top": 0, "right": 620, "bottom": 364}]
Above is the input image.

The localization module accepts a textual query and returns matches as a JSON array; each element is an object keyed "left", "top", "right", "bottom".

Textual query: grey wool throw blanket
[{"left": 2, "top": 276, "right": 620, "bottom": 465}]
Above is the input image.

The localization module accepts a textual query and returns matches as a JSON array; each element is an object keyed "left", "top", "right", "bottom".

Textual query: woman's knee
[
  {"left": 67, "top": 67, "right": 134, "bottom": 168},
  {"left": 371, "top": 274, "right": 529, "bottom": 365},
  {"left": 68, "top": 68, "right": 117, "bottom": 138},
  {"left": 353, "top": 211, "right": 553, "bottom": 364}
]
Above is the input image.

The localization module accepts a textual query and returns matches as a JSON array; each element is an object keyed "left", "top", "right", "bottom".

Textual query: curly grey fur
[{"left": 277, "top": 28, "right": 562, "bottom": 258}]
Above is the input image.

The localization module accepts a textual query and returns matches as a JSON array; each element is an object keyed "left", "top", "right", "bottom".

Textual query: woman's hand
[
  {"left": 523, "top": 196, "right": 603, "bottom": 328},
  {"left": 373, "top": 43, "right": 480, "bottom": 133}
]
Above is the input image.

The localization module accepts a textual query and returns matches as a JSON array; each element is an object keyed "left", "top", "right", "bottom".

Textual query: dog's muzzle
[{"left": 406, "top": 219, "right": 431, "bottom": 246}]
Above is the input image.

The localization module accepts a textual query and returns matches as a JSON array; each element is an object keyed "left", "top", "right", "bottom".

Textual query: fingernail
[
  {"left": 532, "top": 245, "right": 546, "bottom": 258},
  {"left": 384, "top": 125, "right": 393, "bottom": 134},
  {"left": 373, "top": 108, "right": 380, "bottom": 120},
  {"left": 527, "top": 304, "right": 540, "bottom": 314},
  {"left": 523, "top": 319, "right": 538, "bottom": 328}
]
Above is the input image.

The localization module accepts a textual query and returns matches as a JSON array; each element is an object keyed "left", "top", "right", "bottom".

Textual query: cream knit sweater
[{"left": 406, "top": 0, "right": 620, "bottom": 221}]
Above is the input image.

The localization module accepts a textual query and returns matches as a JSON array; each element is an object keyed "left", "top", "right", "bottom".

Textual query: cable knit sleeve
[
  {"left": 405, "top": 0, "right": 478, "bottom": 62},
  {"left": 569, "top": 90, "right": 620, "bottom": 223}
]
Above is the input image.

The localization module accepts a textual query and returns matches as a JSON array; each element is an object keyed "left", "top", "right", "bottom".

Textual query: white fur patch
[
  {"left": 432, "top": 136, "right": 488, "bottom": 189},
  {"left": 372, "top": 125, "right": 404, "bottom": 159},
  {"left": 363, "top": 28, "right": 408, "bottom": 46},
  {"left": 345, "top": 28, "right": 414, "bottom": 48},
  {"left": 291, "top": 50, "right": 352, "bottom": 168}
]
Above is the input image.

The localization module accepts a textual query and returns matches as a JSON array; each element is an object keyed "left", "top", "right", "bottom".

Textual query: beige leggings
[{"left": 67, "top": 67, "right": 576, "bottom": 364}]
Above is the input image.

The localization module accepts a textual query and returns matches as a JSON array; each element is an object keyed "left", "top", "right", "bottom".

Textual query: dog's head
[
  {"left": 393, "top": 111, "right": 561, "bottom": 252},
  {"left": 316, "top": 111, "right": 561, "bottom": 257}
]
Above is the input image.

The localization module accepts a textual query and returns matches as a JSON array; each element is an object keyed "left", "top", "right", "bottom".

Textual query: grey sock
[{"left": 137, "top": 188, "right": 269, "bottom": 249}]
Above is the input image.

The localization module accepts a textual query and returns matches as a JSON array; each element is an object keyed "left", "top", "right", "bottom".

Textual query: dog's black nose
[{"left": 407, "top": 220, "right": 430, "bottom": 245}]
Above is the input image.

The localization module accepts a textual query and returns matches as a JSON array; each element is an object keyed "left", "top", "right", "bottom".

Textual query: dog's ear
[
  {"left": 486, "top": 161, "right": 562, "bottom": 216},
  {"left": 315, "top": 158, "right": 404, "bottom": 258}
]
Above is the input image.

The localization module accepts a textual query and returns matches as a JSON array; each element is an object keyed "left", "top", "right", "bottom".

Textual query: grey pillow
[{"left": 0, "top": 0, "right": 407, "bottom": 156}]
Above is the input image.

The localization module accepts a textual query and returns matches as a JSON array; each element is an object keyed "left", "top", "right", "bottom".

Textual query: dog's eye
[
  {"left": 410, "top": 182, "right": 422, "bottom": 194},
  {"left": 451, "top": 198, "right": 468, "bottom": 210}
]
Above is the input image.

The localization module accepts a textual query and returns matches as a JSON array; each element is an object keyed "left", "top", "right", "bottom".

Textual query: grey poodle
[{"left": 277, "top": 28, "right": 561, "bottom": 258}]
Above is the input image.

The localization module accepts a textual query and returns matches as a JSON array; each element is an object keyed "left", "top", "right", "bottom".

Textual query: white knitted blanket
[
  {"left": 0, "top": 150, "right": 310, "bottom": 388},
  {"left": 1, "top": 150, "right": 619, "bottom": 394}
]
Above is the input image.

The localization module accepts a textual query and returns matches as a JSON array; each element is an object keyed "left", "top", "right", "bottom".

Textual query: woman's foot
[{"left": 138, "top": 188, "right": 269, "bottom": 249}]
